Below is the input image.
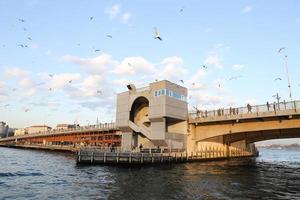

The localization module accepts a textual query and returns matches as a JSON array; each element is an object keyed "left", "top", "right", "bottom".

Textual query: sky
[{"left": 0, "top": 0, "right": 300, "bottom": 143}]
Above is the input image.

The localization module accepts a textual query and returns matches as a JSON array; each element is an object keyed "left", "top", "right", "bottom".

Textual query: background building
[
  {"left": 14, "top": 128, "right": 27, "bottom": 136},
  {"left": 56, "top": 124, "right": 79, "bottom": 130},
  {"left": 25, "top": 125, "right": 52, "bottom": 134},
  {"left": 0, "top": 122, "right": 9, "bottom": 138}
]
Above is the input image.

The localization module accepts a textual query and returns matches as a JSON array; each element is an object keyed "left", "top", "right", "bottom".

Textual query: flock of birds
[{"left": 1, "top": 14, "right": 299, "bottom": 114}]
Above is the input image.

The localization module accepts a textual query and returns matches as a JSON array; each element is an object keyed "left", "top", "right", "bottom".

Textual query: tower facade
[{"left": 116, "top": 80, "right": 188, "bottom": 151}]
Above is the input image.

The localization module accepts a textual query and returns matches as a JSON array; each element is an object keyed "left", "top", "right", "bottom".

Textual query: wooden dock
[{"left": 76, "top": 148, "right": 257, "bottom": 165}]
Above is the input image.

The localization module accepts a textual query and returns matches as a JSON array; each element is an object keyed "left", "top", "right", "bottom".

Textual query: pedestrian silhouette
[
  {"left": 247, "top": 104, "right": 252, "bottom": 113},
  {"left": 266, "top": 101, "right": 270, "bottom": 111}
]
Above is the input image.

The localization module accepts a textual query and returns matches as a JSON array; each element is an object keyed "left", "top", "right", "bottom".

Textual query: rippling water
[{"left": 0, "top": 147, "right": 300, "bottom": 200}]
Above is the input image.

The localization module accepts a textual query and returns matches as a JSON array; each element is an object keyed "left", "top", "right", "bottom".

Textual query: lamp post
[{"left": 278, "top": 48, "right": 293, "bottom": 101}]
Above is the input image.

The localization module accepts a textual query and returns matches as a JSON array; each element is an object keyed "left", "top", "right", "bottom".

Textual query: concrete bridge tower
[{"left": 116, "top": 80, "right": 188, "bottom": 151}]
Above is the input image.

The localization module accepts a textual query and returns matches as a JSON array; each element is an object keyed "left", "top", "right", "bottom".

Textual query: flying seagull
[
  {"left": 229, "top": 75, "right": 242, "bottom": 81},
  {"left": 18, "top": 18, "right": 25, "bottom": 22},
  {"left": 97, "top": 90, "right": 102, "bottom": 94},
  {"left": 90, "top": 16, "right": 94, "bottom": 20},
  {"left": 106, "top": 34, "right": 112, "bottom": 38},
  {"left": 23, "top": 27, "right": 27, "bottom": 31},
  {"left": 28, "top": 37, "right": 32, "bottom": 40},
  {"left": 3, "top": 104, "right": 10, "bottom": 107},
  {"left": 24, "top": 108, "right": 30, "bottom": 112},
  {"left": 49, "top": 74, "right": 54, "bottom": 78},
  {"left": 49, "top": 88, "right": 53, "bottom": 91},
  {"left": 68, "top": 80, "right": 72, "bottom": 83},
  {"left": 274, "top": 77, "right": 282, "bottom": 81},
  {"left": 94, "top": 49, "right": 101, "bottom": 52},
  {"left": 201, "top": 65, "right": 207, "bottom": 69},
  {"left": 179, "top": 80, "right": 184, "bottom": 84},
  {"left": 278, "top": 47, "right": 285, "bottom": 53},
  {"left": 154, "top": 27, "right": 162, "bottom": 41}
]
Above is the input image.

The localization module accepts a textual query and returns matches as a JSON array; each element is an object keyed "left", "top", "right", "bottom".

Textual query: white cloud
[
  {"left": 204, "top": 54, "right": 223, "bottom": 69},
  {"left": 187, "top": 68, "right": 206, "bottom": 85},
  {"left": 232, "top": 64, "right": 244, "bottom": 71},
  {"left": 158, "top": 57, "right": 188, "bottom": 81},
  {"left": 4, "top": 67, "right": 31, "bottom": 78},
  {"left": 113, "top": 57, "right": 155, "bottom": 76},
  {"left": 242, "top": 5, "right": 253, "bottom": 13},
  {"left": 49, "top": 73, "right": 81, "bottom": 90},
  {"left": 106, "top": 4, "right": 121, "bottom": 18},
  {"left": 63, "top": 54, "right": 118, "bottom": 74},
  {"left": 19, "top": 77, "right": 37, "bottom": 96},
  {"left": 121, "top": 12, "right": 131, "bottom": 23}
]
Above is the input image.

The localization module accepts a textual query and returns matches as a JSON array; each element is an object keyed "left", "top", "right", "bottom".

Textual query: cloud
[
  {"left": 19, "top": 77, "right": 38, "bottom": 96},
  {"left": 49, "top": 73, "right": 81, "bottom": 90},
  {"left": 158, "top": 57, "right": 188, "bottom": 81},
  {"left": 4, "top": 67, "right": 31, "bottom": 78},
  {"left": 121, "top": 12, "right": 131, "bottom": 23},
  {"left": 232, "top": 64, "right": 244, "bottom": 70},
  {"left": 63, "top": 54, "right": 118, "bottom": 74},
  {"left": 105, "top": 4, "right": 121, "bottom": 18},
  {"left": 242, "top": 5, "right": 253, "bottom": 13},
  {"left": 113, "top": 57, "right": 155, "bottom": 76},
  {"left": 204, "top": 54, "right": 223, "bottom": 69}
]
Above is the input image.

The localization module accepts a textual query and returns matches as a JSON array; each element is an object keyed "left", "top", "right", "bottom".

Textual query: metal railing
[{"left": 189, "top": 100, "right": 300, "bottom": 119}]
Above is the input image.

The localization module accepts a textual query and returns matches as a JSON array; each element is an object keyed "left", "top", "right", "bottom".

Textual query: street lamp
[{"left": 278, "top": 48, "right": 293, "bottom": 101}]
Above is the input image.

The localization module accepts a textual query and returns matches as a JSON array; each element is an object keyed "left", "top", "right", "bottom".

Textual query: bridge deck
[{"left": 189, "top": 100, "right": 300, "bottom": 124}]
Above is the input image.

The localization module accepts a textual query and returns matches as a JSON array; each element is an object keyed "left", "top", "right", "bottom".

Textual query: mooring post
[
  {"left": 104, "top": 152, "right": 106, "bottom": 163},
  {"left": 117, "top": 153, "right": 119, "bottom": 163},
  {"left": 91, "top": 151, "right": 94, "bottom": 163},
  {"left": 78, "top": 150, "right": 81, "bottom": 163},
  {"left": 129, "top": 153, "right": 132, "bottom": 164},
  {"left": 151, "top": 153, "right": 154, "bottom": 163},
  {"left": 141, "top": 153, "right": 143, "bottom": 164}
]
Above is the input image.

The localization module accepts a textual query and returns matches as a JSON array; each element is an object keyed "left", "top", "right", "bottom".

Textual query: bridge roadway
[
  {"left": 187, "top": 100, "right": 300, "bottom": 153},
  {"left": 0, "top": 123, "right": 121, "bottom": 151}
]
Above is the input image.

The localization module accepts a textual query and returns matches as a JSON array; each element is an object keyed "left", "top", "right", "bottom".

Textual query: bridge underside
[{"left": 203, "top": 127, "right": 300, "bottom": 145}]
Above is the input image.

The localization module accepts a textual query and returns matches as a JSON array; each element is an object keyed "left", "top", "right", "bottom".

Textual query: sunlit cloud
[
  {"left": 242, "top": 5, "right": 253, "bottom": 13},
  {"left": 105, "top": 4, "right": 121, "bottom": 18}
]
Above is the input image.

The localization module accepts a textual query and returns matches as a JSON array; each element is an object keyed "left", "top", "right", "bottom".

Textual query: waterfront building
[
  {"left": 0, "top": 122, "right": 9, "bottom": 138},
  {"left": 56, "top": 124, "right": 79, "bottom": 130},
  {"left": 14, "top": 128, "right": 27, "bottom": 136},
  {"left": 26, "top": 125, "right": 52, "bottom": 134}
]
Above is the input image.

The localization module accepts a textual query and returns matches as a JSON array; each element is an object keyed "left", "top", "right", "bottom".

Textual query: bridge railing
[{"left": 189, "top": 100, "right": 300, "bottom": 119}]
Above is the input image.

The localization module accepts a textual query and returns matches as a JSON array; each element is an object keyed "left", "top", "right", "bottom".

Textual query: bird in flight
[
  {"left": 23, "top": 27, "right": 27, "bottom": 31},
  {"left": 28, "top": 37, "right": 32, "bottom": 40},
  {"left": 94, "top": 49, "right": 101, "bottom": 52},
  {"left": 49, "top": 88, "right": 53, "bottom": 91},
  {"left": 229, "top": 75, "right": 242, "bottom": 81},
  {"left": 49, "top": 74, "right": 54, "bottom": 78},
  {"left": 18, "top": 18, "right": 25, "bottom": 22},
  {"left": 274, "top": 77, "right": 282, "bottom": 81},
  {"left": 218, "top": 83, "right": 221, "bottom": 88},
  {"left": 24, "top": 108, "right": 30, "bottom": 112},
  {"left": 106, "top": 34, "right": 112, "bottom": 38},
  {"left": 90, "top": 16, "right": 94, "bottom": 20},
  {"left": 278, "top": 47, "right": 285, "bottom": 53},
  {"left": 97, "top": 90, "right": 102, "bottom": 94},
  {"left": 68, "top": 80, "right": 72, "bottom": 83},
  {"left": 12, "top": 88, "right": 17, "bottom": 91},
  {"left": 201, "top": 65, "right": 207, "bottom": 69},
  {"left": 179, "top": 80, "right": 184, "bottom": 84},
  {"left": 3, "top": 104, "right": 10, "bottom": 107},
  {"left": 18, "top": 44, "right": 27, "bottom": 48},
  {"left": 154, "top": 27, "right": 162, "bottom": 41}
]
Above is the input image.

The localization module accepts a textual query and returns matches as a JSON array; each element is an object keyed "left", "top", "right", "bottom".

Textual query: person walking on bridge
[
  {"left": 266, "top": 101, "right": 270, "bottom": 111},
  {"left": 247, "top": 104, "right": 252, "bottom": 113}
]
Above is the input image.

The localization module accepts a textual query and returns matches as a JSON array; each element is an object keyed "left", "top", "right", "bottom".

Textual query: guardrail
[{"left": 189, "top": 100, "right": 300, "bottom": 119}]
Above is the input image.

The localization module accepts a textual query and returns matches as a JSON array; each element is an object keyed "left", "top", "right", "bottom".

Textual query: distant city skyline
[{"left": 0, "top": 0, "right": 300, "bottom": 144}]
